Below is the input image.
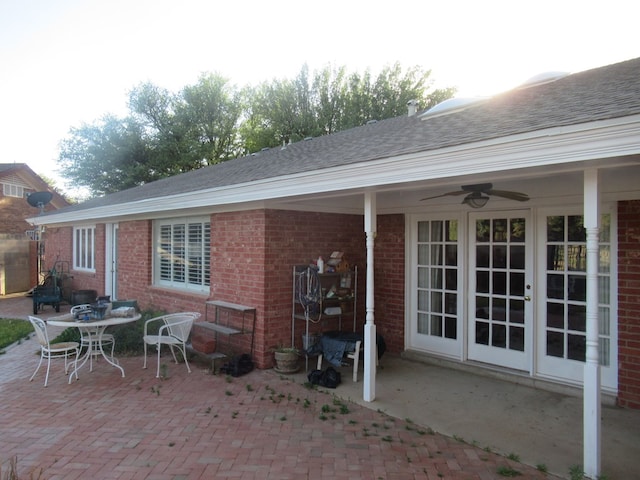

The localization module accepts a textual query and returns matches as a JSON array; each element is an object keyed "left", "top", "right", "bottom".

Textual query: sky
[{"left": 0, "top": 0, "right": 637, "bottom": 192}]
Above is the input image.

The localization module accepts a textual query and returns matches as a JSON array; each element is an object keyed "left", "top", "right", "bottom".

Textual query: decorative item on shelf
[
  {"left": 327, "top": 251, "right": 350, "bottom": 272},
  {"left": 273, "top": 346, "right": 300, "bottom": 373}
]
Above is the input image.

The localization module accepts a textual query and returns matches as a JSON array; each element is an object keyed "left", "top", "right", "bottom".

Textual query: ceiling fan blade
[
  {"left": 420, "top": 190, "right": 468, "bottom": 201},
  {"left": 461, "top": 182, "right": 492, "bottom": 193},
  {"left": 488, "top": 190, "right": 530, "bottom": 201}
]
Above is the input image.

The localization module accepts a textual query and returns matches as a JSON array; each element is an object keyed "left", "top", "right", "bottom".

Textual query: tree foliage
[{"left": 58, "top": 64, "right": 455, "bottom": 195}]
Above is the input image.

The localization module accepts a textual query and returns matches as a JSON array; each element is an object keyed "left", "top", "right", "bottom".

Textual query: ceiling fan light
[{"left": 463, "top": 192, "right": 489, "bottom": 208}]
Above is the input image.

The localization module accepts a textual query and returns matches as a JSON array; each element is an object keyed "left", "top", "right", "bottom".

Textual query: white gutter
[{"left": 28, "top": 115, "right": 640, "bottom": 226}]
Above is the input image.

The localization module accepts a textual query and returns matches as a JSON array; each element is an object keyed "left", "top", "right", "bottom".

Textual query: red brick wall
[
  {"left": 373, "top": 214, "right": 406, "bottom": 354},
  {"left": 211, "top": 209, "right": 366, "bottom": 368},
  {"left": 618, "top": 200, "right": 640, "bottom": 409}
]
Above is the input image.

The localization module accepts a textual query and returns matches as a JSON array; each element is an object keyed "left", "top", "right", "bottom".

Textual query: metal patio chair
[
  {"left": 28, "top": 316, "right": 79, "bottom": 386},
  {"left": 142, "top": 312, "right": 200, "bottom": 377}
]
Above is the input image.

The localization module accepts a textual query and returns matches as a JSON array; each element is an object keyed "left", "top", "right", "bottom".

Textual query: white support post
[
  {"left": 363, "top": 191, "right": 377, "bottom": 402},
  {"left": 583, "top": 168, "right": 601, "bottom": 479}
]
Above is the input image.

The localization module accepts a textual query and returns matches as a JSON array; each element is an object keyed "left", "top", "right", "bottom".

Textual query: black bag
[
  {"left": 321, "top": 367, "right": 341, "bottom": 388},
  {"left": 220, "top": 353, "right": 254, "bottom": 377},
  {"left": 308, "top": 367, "right": 341, "bottom": 388},
  {"left": 308, "top": 369, "right": 323, "bottom": 385}
]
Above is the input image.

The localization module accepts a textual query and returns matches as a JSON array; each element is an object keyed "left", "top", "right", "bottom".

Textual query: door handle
[{"left": 524, "top": 295, "right": 531, "bottom": 301}]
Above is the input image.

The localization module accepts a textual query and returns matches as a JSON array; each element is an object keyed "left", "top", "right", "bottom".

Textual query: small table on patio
[{"left": 48, "top": 313, "right": 141, "bottom": 382}]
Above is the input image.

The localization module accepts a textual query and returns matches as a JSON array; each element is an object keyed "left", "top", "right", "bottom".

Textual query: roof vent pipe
[{"left": 407, "top": 99, "right": 418, "bottom": 117}]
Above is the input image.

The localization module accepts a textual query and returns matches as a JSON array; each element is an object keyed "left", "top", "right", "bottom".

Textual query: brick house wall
[
  {"left": 618, "top": 200, "right": 640, "bottom": 408},
  {"left": 41, "top": 204, "right": 640, "bottom": 408},
  {"left": 373, "top": 214, "right": 406, "bottom": 355}
]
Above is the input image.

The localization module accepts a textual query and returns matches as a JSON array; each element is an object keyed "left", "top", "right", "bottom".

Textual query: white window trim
[
  {"left": 153, "top": 216, "right": 211, "bottom": 293},
  {"left": 73, "top": 225, "right": 96, "bottom": 272},
  {"left": 3, "top": 182, "right": 25, "bottom": 198}
]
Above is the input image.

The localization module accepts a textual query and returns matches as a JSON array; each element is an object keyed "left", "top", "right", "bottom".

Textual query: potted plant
[{"left": 273, "top": 346, "right": 300, "bottom": 373}]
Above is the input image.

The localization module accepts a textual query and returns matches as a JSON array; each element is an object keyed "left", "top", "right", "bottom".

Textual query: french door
[{"left": 468, "top": 211, "right": 533, "bottom": 371}]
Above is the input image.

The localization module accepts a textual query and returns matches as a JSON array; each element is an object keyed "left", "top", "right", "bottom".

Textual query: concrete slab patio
[{"left": 1, "top": 294, "right": 638, "bottom": 479}]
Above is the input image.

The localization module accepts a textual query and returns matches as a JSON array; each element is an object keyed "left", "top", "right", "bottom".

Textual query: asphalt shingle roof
[{"left": 50, "top": 57, "right": 640, "bottom": 215}]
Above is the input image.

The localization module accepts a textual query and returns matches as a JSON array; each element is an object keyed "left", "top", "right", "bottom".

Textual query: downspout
[
  {"left": 583, "top": 168, "right": 601, "bottom": 479},
  {"left": 363, "top": 191, "right": 377, "bottom": 402}
]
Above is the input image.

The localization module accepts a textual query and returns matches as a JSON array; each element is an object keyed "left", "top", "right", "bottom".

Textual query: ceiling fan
[{"left": 420, "top": 183, "right": 529, "bottom": 208}]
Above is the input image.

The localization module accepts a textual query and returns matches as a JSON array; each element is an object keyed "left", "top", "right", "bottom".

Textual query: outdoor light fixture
[{"left": 462, "top": 191, "right": 490, "bottom": 208}]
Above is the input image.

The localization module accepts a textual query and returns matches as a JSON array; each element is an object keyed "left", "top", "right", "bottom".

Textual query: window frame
[
  {"left": 73, "top": 225, "right": 96, "bottom": 272},
  {"left": 153, "top": 217, "right": 211, "bottom": 293}
]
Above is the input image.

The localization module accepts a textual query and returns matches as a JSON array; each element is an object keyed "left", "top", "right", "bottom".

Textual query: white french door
[
  {"left": 535, "top": 210, "right": 617, "bottom": 390},
  {"left": 467, "top": 211, "right": 533, "bottom": 371}
]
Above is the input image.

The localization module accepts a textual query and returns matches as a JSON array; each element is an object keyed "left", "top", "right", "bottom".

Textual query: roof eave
[{"left": 28, "top": 115, "right": 640, "bottom": 226}]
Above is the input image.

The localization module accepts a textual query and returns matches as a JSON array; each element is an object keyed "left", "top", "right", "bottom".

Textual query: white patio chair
[
  {"left": 143, "top": 312, "right": 200, "bottom": 377},
  {"left": 28, "top": 316, "right": 80, "bottom": 387},
  {"left": 71, "top": 304, "right": 115, "bottom": 371}
]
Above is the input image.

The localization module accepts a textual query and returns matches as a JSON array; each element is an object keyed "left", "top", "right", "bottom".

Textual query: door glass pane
[
  {"left": 547, "top": 274, "right": 564, "bottom": 299},
  {"left": 546, "top": 302, "right": 564, "bottom": 329},
  {"left": 510, "top": 245, "right": 525, "bottom": 269},
  {"left": 510, "top": 272, "right": 525, "bottom": 296},
  {"left": 567, "top": 216, "right": 585, "bottom": 242},
  {"left": 431, "top": 268, "right": 443, "bottom": 289},
  {"left": 493, "top": 271, "right": 507, "bottom": 295},
  {"left": 417, "top": 312, "right": 428, "bottom": 334},
  {"left": 445, "top": 220, "right": 458, "bottom": 241},
  {"left": 418, "top": 244, "right": 428, "bottom": 264},
  {"left": 476, "top": 296, "right": 489, "bottom": 318},
  {"left": 567, "top": 275, "right": 586, "bottom": 301},
  {"left": 567, "top": 245, "right": 586, "bottom": 271},
  {"left": 430, "top": 315, "right": 442, "bottom": 336},
  {"left": 492, "top": 324, "right": 506, "bottom": 348},
  {"left": 510, "top": 299, "right": 524, "bottom": 324},
  {"left": 493, "top": 219, "right": 508, "bottom": 242},
  {"left": 417, "top": 290, "right": 428, "bottom": 311},
  {"left": 477, "top": 245, "right": 490, "bottom": 268},
  {"left": 417, "top": 266, "right": 428, "bottom": 288},
  {"left": 547, "top": 331, "right": 564, "bottom": 358},
  {"left": 547, "top": 245, "right": 564, "bottom": 270},
  {"left": 431, "top": 245, "right": 443, "bottom": 265},
  {"left": 476, "top": 219, "right": 490, "bottom": 242},
  {"left": 477, "top": 271, "right": 489, "bottom": 293},
  {"left": 492, "top": 298, "right": 506, "bottom": 321},
  {"left": 510, "top": 218, "right": 526, "bottom": 242},
  {"left": 445, "top": 268, "right": 457, "bottom": 290},
  {"left": 493, "top": 245, "right": 507, "bottom": 268},
  {"left": 567, "top": 334, "right": 586, "bottom": 361},
  {"left": 510, "top": 326, "right": 525, "bottom": 351},
  {"left": 476, "top": 321, "right": 489, "bottom": 345},
  {"left": 431, "top": 292, "right": 443, "bottom": 313},
  {"left": 445, "top": 317, "right": 457, "bottom": 339},
  {"left": 418, "top": 221, "right": 429, "bottom": 242},
  {"left": 445, "top": 293, "right": 457, "bottom": 314},
  {"left": 547, "top": 216, "right": 564, "bottom": 241},
  {"left": 567, "top": 304, "right": 586, "bottom": 331},
  {"left": 445, "top": 245, "right": 458, "bottom": 265}
]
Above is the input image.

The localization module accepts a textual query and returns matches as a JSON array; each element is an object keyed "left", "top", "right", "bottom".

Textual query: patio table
[{"left": 47, "top": 313, "right": 141, "bottom": 382}]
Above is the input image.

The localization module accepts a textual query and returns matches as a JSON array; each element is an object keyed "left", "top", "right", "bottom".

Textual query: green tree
[
  {"left": 58, "top": 115, "right": 152, "bottom": 196},
  {"left": 58, "top": 63, "right": 455, "bottom": 195}
]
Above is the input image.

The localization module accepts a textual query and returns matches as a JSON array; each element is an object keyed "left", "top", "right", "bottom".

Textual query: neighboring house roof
[
  {"left": 0, "top": 163, "right": 69, "bottom": 210},
  {"left": 31, "top": 57, "right": 640, "bottom": 224}
]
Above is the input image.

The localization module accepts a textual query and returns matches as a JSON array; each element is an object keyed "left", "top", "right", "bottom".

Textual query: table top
[{"left": 47, "top": 313, "right": 141, "bottom": 328}]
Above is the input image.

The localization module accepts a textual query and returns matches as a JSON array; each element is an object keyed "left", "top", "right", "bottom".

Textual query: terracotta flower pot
[{"left": 274, "top": 349, "right": 299, "bottom": 373}]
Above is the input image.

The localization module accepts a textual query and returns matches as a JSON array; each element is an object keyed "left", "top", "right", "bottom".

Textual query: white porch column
[
  {"left": 583, "top": 168, "right": 601, "bottom": 479},
  {"left": 363, "top": 191, "right": 377, "bottom": 402}
]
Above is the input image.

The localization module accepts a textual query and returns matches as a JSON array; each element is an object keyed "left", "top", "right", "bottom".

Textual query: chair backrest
[
  {"left": 29, "top": 316, "right": 50, "bottom": 347},
  {"left": 163, "top": 312, "right": 200, "bottom": 341}
]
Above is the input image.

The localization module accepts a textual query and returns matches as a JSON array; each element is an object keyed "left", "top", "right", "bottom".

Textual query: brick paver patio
[{"left": 0, "top": 331, "right": 560, "bottom": 480}]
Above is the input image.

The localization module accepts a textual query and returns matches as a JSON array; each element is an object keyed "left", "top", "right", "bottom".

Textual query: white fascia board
[{"left": 30, "top": 115, "right": 640, "bottom": 226}]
